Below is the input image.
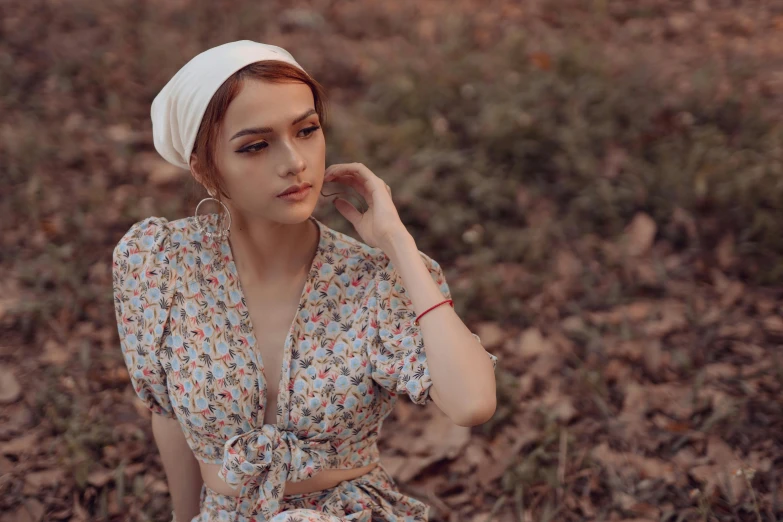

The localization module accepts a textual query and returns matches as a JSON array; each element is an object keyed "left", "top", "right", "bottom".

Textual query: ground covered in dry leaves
[{"left": 0, "top": 0, "right": 781, "bottom": 521}]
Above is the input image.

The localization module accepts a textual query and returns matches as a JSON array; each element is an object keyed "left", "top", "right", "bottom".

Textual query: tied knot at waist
[{"left": 218, "top": 425, "right": 336, "bottom": 520}]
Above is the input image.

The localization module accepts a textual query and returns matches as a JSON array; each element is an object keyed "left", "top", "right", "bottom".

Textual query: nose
[{"left": 277, "top": 139, "right": 306, "bottom": 177}]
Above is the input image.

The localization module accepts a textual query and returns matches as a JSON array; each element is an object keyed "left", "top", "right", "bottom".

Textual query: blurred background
[{"left": 1, "top": 0, "right": 782, "bottom": 520}]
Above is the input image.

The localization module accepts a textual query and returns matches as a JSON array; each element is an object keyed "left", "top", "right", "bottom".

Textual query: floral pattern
[
  {"left": 112, "top": 213, "right": 498, "bottom": 521},
  {"left": 193, "top": 462, "right": 428, "bottom": 522}
]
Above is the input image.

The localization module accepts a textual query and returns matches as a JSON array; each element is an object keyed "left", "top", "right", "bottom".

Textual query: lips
[{"left": 278, "top": 182, "right": 312, "bottom": 196}]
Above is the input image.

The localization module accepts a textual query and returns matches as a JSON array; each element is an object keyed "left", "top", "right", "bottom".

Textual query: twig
[
  {"left": 488, "top": 494, "right": 507, "bottom": 522},
  {"left": 513, "top": 484, "right": 524, "bottom": 522},
  {"left": 558, "top": 427, "right": 567, "bottom": 502},
  {"left": 736, "top": 467, "right": 761, "bottom": 522}
]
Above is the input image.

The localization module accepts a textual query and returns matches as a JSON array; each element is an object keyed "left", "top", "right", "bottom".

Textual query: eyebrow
[{"left": 229, "top": 108, "right": 318, "bottom": 141}]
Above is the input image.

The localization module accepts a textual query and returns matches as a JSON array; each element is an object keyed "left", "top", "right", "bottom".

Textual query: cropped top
[{"left": 111, "top": 213, "right": 498, "bottom": 520}]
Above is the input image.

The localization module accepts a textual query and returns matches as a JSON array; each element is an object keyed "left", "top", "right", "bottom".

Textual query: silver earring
[{"left": 194, "top": 192, "right": 232, "bottom": 240}]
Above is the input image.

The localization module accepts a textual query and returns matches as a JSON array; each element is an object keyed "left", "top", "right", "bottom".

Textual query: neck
[{"left": 226, "top": 210, "right": 318, "bottom": 282}]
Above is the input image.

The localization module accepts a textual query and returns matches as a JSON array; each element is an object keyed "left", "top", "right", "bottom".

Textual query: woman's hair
[{"left": 191, "top": 60, "right": 329, "bottom": 214}]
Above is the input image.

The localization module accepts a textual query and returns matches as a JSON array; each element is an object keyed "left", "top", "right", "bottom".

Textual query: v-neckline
[{"left": 221, "top": 215, "right": 324, "bottom": 429}]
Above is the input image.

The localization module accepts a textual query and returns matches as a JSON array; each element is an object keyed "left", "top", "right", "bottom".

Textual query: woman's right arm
[
  {"left": 113, "top": 218, "right": 201, "bottom": 520},
  {"left": 151, "top": 414, "right": 204, "bottom": 522}
]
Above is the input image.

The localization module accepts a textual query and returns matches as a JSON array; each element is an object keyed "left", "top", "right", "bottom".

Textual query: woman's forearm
[
  {"left": 151, "top": 414, "right": 203, "bottom": 522},
  {"left": 382, "top": 231, "right": 497, "bottom": 426}
]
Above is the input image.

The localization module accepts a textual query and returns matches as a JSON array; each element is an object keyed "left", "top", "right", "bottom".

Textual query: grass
[{"left": 331, "top": 23, "right": 783, "bottom": 293}]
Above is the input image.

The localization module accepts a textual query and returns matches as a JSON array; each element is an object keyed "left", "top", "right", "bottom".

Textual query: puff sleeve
[
  {"left": 112, "top": 216, "right": 179, "bottom": 419},
  {"left": 366, "top": 251, "right": 498, "bottom": 406}
]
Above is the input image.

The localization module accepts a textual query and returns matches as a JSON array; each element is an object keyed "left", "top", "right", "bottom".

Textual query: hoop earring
[{"left": 194, "top": 195, "right": 232, "bottom": 240}]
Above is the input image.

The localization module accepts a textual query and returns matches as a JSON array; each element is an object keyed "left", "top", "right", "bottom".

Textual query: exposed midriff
[{"left": 198, "top": 460, "right": 379, "bottom": 496}]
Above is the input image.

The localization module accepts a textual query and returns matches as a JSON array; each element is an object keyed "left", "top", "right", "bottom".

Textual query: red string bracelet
[{"left": 414, "top": 299, "right": 453, "bottom": 326}]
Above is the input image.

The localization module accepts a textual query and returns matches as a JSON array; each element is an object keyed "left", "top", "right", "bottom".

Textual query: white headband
[{"left": 150, "top": 40, "right": 307, "bottom": 171}]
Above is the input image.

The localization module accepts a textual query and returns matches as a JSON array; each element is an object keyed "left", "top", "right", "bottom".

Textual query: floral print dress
[{"left": 112, "top": 213, "right": 498, "bottom": 522}]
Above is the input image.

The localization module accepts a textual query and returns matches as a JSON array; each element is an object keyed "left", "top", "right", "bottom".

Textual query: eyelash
[{"left": 239, "top": 125, "right": 321, "bottom": 154}]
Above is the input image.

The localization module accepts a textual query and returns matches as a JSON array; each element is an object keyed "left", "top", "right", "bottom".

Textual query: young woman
[{"left": 112, "top": 40, "right": 498, "bottom": 522}]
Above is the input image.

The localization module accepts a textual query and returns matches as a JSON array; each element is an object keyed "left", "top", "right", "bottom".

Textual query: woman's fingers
[
  {"left": 328, "top": 177, "right": 373, "bottom": 208},
  {"left": 324, "top": 166, "right": 388, "bottom": 207},
  {"left": 325, "top": 163, "right": 387, "bottom": 195},
  {"left": 333, "top": 196, "right": 363, "bottom": 226}
]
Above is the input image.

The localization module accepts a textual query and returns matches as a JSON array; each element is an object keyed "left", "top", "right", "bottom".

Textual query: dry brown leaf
[
  {"left": 106, "top": 123, "right": 134, "bottom": 143},
  {"left": 526, "top": 351, "right": 562, "bottom": 379},
  {"left": 409, "top": 412, "right": 471, "bottom": 458},
  {"left": 383, "top": 408, "right": 472, "bottom": 481},
  {"left": 619, "top": 382, "right": 695, "bottom": 427},
  {"left": 149, "top": 479, "right": 169, "bottom": 494},
  {"left": 762, "top": 315, "right": 783, "bottom": 339},
  {"left": 650, "top": 383, "right": 695, "bottom": 419},
  {"left": 592, "top": 442, "right": 676, "bottom": 484},
  {"left": 24, "top": 468, "right": 65, "bottom": 495},
  {"left": 22, "top": 499, "right": 44, "bottom": 522},
  {"left": 604, "top": 359, "right": 633, "bottom": 384},
  {"left": 602, "top": 144, "right": 628, "bottom": 179},
  {"left": 556, "top": 250, "right": 582, "bottom": 280},
  {"left": 0, "top": 367, "right": 22, "bottom": 404},
  {"left": 391, "top": 454, "right": 442, "bottom": 483},
  {"left": 644, "top": 301, "right": 688, "bottom": 337},
  {"left": 528, "top": 52, "right": 552, "bottom": 70},
  {"left": 474, "top": 321, "right": 508, "bottom": 348},
  {"left": 123, "top": 462, "right": 147, "bottom": 479},
  {"left": 643, "top": 339, "right": 664, "bottom": 377},
  {"left": 685, "top": 436, "right": 749, "bottom": 502},
  {"left": 730, "top": 343, "right": 765, "bottom": 359},
  {"left": 588, "top": 301, "right": 652, "bottom": 326},
  {"left": 624, "top": 213, "right": 657, "bottom": 257},
  {"left": 717, "top": 322, "right": 754, "bottom": 340},
  {"left": 633, "top": 261, "right": 662, "bottom": 288},
  {"left": 39, "top": 339, "right": 70, "bottom": 366},
  {"left": 754, "top": 298, "right": 776, "bottom": 316},
  {"left": 517, "top": 373, "right": 535, "bottom": 398},
  {"left": 137, "top": 152, "right": 185, "bottom": 186},
  {"left": 606, "top": 340, "right": 644, "bottom": 361},
  {"left": 379, "top": 454, "right": 408, "bottom": 480},
  {"left": 663, "top": 420, "right": 691, "bottom": 433},
  {"left": 716, "top": 233, "right": 735, "bottom": 269},
  {"left": 560, "top": 315, "right": 585, "bottom": 334},
  {"left": 0, "top": 455, "right": 12, "bottom": 474},
  {"left": 479, "top": 428, "right": 541, "bottom": 484},
  {"left": 576, "top": 495, "right": 596, "bottom": 518},
  {"left": 672, "top": 447, "right": 706, "bottom": 470},
  {"left": 699, "top": 306, "right": 722, "bottom": 326},
  {"left": 517, "top": 328, "right": 551, "bottom": 359},
  {"left": 107, "top": 489, "right": 122, "bottom": 516},
  {"left": 71, "top": 497, "right": 88, "bottom": 522},
  {"left": 617, "top": 383, "right": 649, "bottom": 438},
  {"left": 87, "top": 467, "right": 114, "bottom": 488},
  {"left": 1, "top": 505, "right": 35, "bottom": 522},
  {"left": 671, "top": 207, "right": 697, "bottom": 242},
  {"left": 463, "top": 442, "right": 489, "bottom": 469},
  {"left": 471, "top": 512, "right": 493, "bottom": 522},
  {"left": 703, "top": 363, "right": 738, "bottom": 380},
  {"left": 719, "top": 281, "right": 744, "bottom": 308},
  {"left": 541, "top": 387, "right": 576, "bottom": 423},
  {"left": 0, "top": 433, "right": 39, "bottom": 455}
]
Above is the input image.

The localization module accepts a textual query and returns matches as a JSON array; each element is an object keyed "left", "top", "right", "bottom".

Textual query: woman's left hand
[{"left": 323, "top": 163, "right": 409, "bottom": 250}]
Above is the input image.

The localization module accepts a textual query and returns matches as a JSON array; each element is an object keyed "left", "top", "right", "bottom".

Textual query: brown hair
[{"left": 190, "top": 60, "right": 329, "bottom": 217}]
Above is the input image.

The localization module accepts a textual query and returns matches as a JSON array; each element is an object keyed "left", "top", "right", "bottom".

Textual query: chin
[{"left": 271, "top": 201, "right": 317, "bottom": 223}]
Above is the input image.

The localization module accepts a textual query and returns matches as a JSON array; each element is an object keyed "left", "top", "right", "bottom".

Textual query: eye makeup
[{"left": 236, "top": 125, "right": 321, "bottom": 154}]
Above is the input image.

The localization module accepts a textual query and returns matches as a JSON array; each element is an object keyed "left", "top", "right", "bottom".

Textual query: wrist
[{"left": 379, "top": 228, "right": 416, "bottom": 259}]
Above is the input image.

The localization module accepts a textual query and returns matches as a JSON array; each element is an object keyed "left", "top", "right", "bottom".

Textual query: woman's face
[{"left": 205, "top": 79, "right": 326, "bottom": 224}]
